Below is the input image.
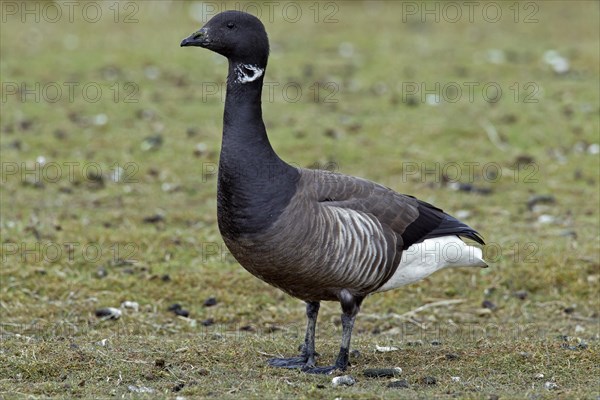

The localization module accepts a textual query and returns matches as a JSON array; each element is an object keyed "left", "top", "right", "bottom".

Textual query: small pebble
[
  {"left": 405, "top": 96, "right": 419, "bottom": 107},
  {"left": 534, "top": 373, "right": 544, "bottom": 379},
  {"left": 203, "top": 297, "right": 218, "bottom": 307},
  {"left": 363, "top": 367, "right": 402, "bottom": 378},
  {"left": 445, "top": 353, "right": 459, "bottom": 361},
  {"left": 421, "top": 376, "right": 437, "bottom": 385},
  {"left": 93, "top": 114, "right": 108, "bottom": 126},
  {"left": 239, "top": 325, "right": 255, "bottom": 332},
  {"left": 96, "top": 267, "right": 108, "bottom": 278},
  {"left": 455, "top": 210, "right": 471, "bottom": 219},
  {"left": 331, "top": 375, "right": 355, "bottom": 387},
  {"left": 451, "top": 376, "right": 461, "bottom": 382},
  {"left": 172, "top": 382, "right": 185, "bottom": 392},
  {"left": 350, "top": 349, "right": 361, "bottom": 358},
  {"left": 482, "top": 300, "right": 497, "bottom": 310},
  {"left": 561, "top": 344, "right": 578, "bottom": 351},
  {"left": 527, "top": 194, "right": 555, "bottom": 211},
  {"left": 563, "top": 306, "right": 575, "bottom": 314},
  {"left": 537, "top": 214, "right": 555, "bottom": 224},
  {"left": 141, "top": 134, "right": 163, "bottom": 151},
  {"left": 168, "top": 303, "right": 182, "bottom": 312},
  {"left": 201, "top": 318, "right": 215, "bottom": 327},
  {"left": 430, "top": 340, "right": 442, "bottom": 346},
  {"left": 186, "top": 127, "right": 199, "bottom": 137},
  {"left": 543, "top": 50, "right": 569, "bottom": 74},
  {"left": 448, "top": 182, "right": 492, "bottom": 195},
  {"left": 54, "top": 129, "right": 67, "bottom": 139},
  {"left": 387, "top": 379, "right": 409, "bottom": 389},
  {"left": 95, "top": 307, "right": 121, "bottom": 320},
  {"left": 143, "top": 214, "right": 165, "bottom": 224},
  {"left": 513, "top": 290, "right": 528, "bottom": 300},
  {"left": 144, "top": 65, "right": 160, "bottom": 80},
  {"left": 194, "top": 143, "right": 208, "bottom": 157},
  {"left": 544, "top": 381, "right": 559, "bottom": 390},
  {"left": 324, "top": 128, "right": 341, "bottom": 139},
  {"left": 486, "top": 49, "right": 505, "bottom": 64},
  {"left": 559, "top": 230, "right": 577, "bottom": 239},
  {"left": 136, "top": 108, "right": 156, "bottom": 120},
  {"left": 161, "top": 183, "right": 180, "bottom": 193}
]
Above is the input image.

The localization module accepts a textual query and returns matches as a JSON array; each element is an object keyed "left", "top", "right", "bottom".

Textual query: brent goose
[{"left": 181, "top": 11, "right": 486, "bottom": 374}]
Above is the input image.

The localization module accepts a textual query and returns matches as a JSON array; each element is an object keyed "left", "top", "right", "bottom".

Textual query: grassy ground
[{"left": 1, "top": 1, "right": 599, "bottom": 398}]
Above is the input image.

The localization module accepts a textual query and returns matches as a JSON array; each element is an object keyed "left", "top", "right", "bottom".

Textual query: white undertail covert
[{"left": 376, "top": 235, "right": 487, "bottom": 292}]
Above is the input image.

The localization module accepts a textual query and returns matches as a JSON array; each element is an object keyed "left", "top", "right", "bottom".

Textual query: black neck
[
  {"left": 220, "top": 61, "right": 279, "bottom": 167},
  {"left": 217, "top": 61, "right": 299, "bottom": 236}
]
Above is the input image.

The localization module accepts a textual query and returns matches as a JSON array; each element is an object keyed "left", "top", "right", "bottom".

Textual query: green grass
[{"left": 1, "top": 1, "right": 599, "bottom": 398}]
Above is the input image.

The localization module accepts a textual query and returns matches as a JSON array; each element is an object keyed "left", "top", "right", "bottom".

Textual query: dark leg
[
  {"left": 304, "top": 289, "right": 363, "bottom": 375},
  {"left": 268, "top": 301, "right": 320, "bottom": 368},
  {"left": 303, "top": 301, "right": 319, "bottom": 367}
]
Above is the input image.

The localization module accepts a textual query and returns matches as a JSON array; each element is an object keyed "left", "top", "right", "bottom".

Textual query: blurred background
[{"left": 1, "top": 1, "right": 599, "bottom": 397}]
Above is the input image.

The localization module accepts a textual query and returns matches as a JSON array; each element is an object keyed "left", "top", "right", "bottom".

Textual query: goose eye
[{"left": 227, "top": 22, "right": 235, "bottom": 29}]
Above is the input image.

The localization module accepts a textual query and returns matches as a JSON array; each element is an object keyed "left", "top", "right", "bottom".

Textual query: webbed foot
[
  {"left": 267, "top": 356, "right": 308, "bottom": 369},
  {"left": 302, "top": 365, "right": 341, "bottom": 375}
]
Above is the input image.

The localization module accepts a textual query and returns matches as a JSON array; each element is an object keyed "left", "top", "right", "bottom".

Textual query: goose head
[{"left": 181, "top": 11, "right": 269, "bottom": 69}]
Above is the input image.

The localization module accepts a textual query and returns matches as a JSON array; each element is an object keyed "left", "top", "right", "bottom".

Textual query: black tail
[
  {"left": 400, "top": 199, "right": 485, "bottom": 249},
  {"left": 423, "top": 213, "right": 485, "bottom": 245}
]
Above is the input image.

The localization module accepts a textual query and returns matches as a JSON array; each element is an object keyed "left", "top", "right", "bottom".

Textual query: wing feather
[{"left": 305, "top": 169, "right": 484, "bottom": 251}]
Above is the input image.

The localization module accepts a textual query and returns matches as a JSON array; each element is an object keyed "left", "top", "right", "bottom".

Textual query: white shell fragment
[
  {"left": 121, "top": 301, "right": 139, "bottom": 312},
  {"left": 331, "top": 375, "right": 356, "bottom": 387},
  {"left": 128, "top": 385, "right": 155, "bottom": 393},
  {"left": 543, "top": 50, "right": 570, "bottom": 74},
  {"left": 375, "top": 345, "right": 399, "bottom": 353},
  {"left": 544, "top": 381, "right": 559, "bottom": 390}
]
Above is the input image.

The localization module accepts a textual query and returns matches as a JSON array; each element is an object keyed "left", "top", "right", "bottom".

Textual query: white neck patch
[{"left": 235, "top": 63, "right": 264, "bottom": 84}]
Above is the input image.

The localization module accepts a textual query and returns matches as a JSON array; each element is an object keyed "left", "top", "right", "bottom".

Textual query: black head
[{"left": 181, "top": 11, "right": 269, "bottom": 67}]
